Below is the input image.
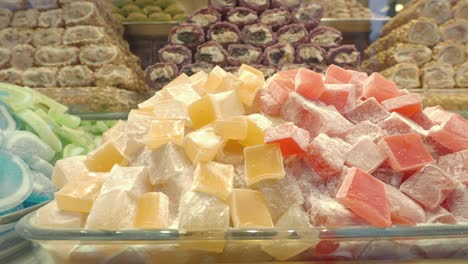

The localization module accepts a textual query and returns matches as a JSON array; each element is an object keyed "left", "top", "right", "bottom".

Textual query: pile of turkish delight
[
  {"left": 35, "top": 64, "right": 468, "bottom": 261},
  {"left": 144, "top": 0, "right": 361, "bottom": 89}
]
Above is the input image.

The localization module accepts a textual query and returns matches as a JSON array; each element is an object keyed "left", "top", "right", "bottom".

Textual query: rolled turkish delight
[
  {"left": 158, "top": 44, "right": 192, "bottom": 66},
  {"left": 238, "top": 0, "right": 270, "bottom": 12},
  {"left": 11, "top": 9, "right": 39, "bottom": 28},
  {"left": 195, "top": 41, "right": 229, "bottom": 66},
  {"left": 227, "top": 44, "right": 262, "bottom": 66},
  {"left": 57, "top": 65, "right": 95, "bottom": 87},
  {"left": 453, "top": 0, "right": 468, "bottom": 20},
  {"left": 381, "top": 0, "right": 424, "bottom": 36},
  {"left": 260, "top": 8, "right": 292, "bottom": 31},
  {"left": 37, "top": 9, "right": 63, "bottom": 28},
  {"left": 209, "top": 0, "right": 237, "bottom": 14},
  {"left": 188, "top": 8, "right": 221, "bottom": 30},
  {"left": 79, "top": 44, "right": 122, "bottom": 68},
  {"left": 455, "top": 62, "right": 468, "bottom": 87},
  {"left": 295, "top": 43, "right": 327, "bottom": 65},
  {"left": 0, "top": 68, "right": 22, "bottom": 85},
  {"left": 381, "top": 63, "right": 421, "bottom": 89},
  {"left": 253, "top": 64, "right": 276, "bottom": 79},
  {"left": 327, "top": 45, "right": 360, "bottom": 68},
  {"left": 0, "top": 8, "right": 12, "bottom": 29},
  {"left": 241, "top": 23, "right": 276, "bottom": 48},
  {"left": 433, "top": 41, "right": 465, "bottom": 66},
  {"left": 96, "top": 65, "right": 139, "bottom": 91},
  {"left": 11, "top": 44, "right": 35, "bottom": 70},
  {"left": 33, "top": 28, "right": 63, "bottom": 47},
  {"left": 207, "top": 22, "right": 241, "bottom": 47},
  {"left": 227, "top": 7, "right": 258, "bottom": 28},
  {"left": 0, "top": 28, "right": 33, "bottom": 48},
  {"left": 35, "top": 46, "right": 79, "bottom": 67},
  {"left": 180, "top": 62, "right": 214, "bottom": 76},
  {"left": 277, "top": 24, "right": 308, "bottom": 47},
  {"left": 63, "top": 26, "right": 106, "bottom": 46},
  {"left": 23, "top": 67, "right": 58, "bottom": 88},
  {"left": 439, "top": 19, "right": 468, "bottom": 43},
  {"left": 0, "top": 47, "right": 10, "bottom": 69},
  {"left": 263, "top": 43, "right": 295, "bottom": 66},
  {"left": 144, "top": 63, "right": 178, "bottom": 90},
  {"left": 361, "top": 43, "right": 432, "bottom": 72},
  {"left": 309, "top": 26, "right": 343, "bottom": 49},
  {"left": 422, "top": 61, "right": 455, "bottom": 89},
  {"left": 366, "top": 18, "right": 440, "bottom": 57},
  {"left": 293, "top": 4, "right": 323, "bottom": 30},
  {"left": 168, "top": 23, "right": 205, "bottom": 49},
  {"left": 271, "top": 0, "right": 303, "bottom": 10}
]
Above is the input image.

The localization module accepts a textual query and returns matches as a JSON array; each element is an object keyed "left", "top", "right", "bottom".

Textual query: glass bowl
[{"left": 16, "top": 212, "right": 468, "bottom": 262}]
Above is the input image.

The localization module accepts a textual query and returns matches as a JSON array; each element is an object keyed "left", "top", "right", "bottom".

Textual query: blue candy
[
  {"left": 0, "top": 151, "right": 32, "bottom": 213},
  {"left": 3, "top": 131, "right": 55, "bottom": 162},
  {"left": 28, "top": 156, "right": 54, "bottom": 179},
  {"left": 25, "top": 171, "right": 55, "bottom": 204},
  {"left": 0, "top": 203, "right": 24, "bottom": 217}
]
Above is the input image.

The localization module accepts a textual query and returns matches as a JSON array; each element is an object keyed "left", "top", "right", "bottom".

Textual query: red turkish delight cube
[
  {"left": 442, "top": 185, "right": 468, "bottom": 222},
  {"left": 400, "top": 164, "right": 457, "bottom": 210},
  {"left": 378, "top": 133, "right": 434, "bottom": 172},
  {"left": 425, "top": 206, "right": 457, "bottom": 224},
  {"left": 256, "top": 88, "right": 282, "bottom": 116},
  {"left": 408, "top": 111, "right": 436, "bottom": 130},
  {"left": 336, "top": 167, "right": 392, "bottom": 227},
  {"left": 320, "top": 84, "right": 356, "bottom": 113},
  {"left": 377, "top": 112, "right": 427, "bottom": 136},
  {"left": 326, "top": 64, "right": 353, "bottom": 84},
  {"left": 344, "top": 121, "right": 387, "bottom": 146},
  {"left": 362, "top": 73, "right": 400, "bottom": 103},
  {"left": 295, "top": 68, "right": 325, "bottom": 100},
  {"left": 438, "top": 149, "right": 468, "bottom": 185},
  {"left": 427, "top": 115, "right": 468, "bottom": 153},
  {"left": 264, "top": 122, "right": 310, "bottom": 157},
  {"left": 372, "top": 168, "right": 404, "bottom": 188},
  {"left": 265, "top": 76, "right": 294, "bottom": 104},
  {"left": 381, "top": 93, "right": 423, "bottom": 117}
]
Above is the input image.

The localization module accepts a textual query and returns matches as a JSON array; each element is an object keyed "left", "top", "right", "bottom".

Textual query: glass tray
[{"left": 16, "top": 212, "right": 468, "bottom": 262}]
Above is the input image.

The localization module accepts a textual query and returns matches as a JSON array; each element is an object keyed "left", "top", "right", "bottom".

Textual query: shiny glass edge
[{"left": 17, "top": 212, "right": 468, "bottom": 243}]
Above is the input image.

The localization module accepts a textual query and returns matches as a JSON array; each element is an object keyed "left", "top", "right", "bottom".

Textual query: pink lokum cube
[
  {"left": 295, "top": 68, "right": 325, "bottom": 100},
  {"left": 326, "top": 65, "right": 353, "bottom": 84},
  {"left": 438, "top": 150, "right": 468, "bottom": 185},
  {"left": 256, "top": 89, "right": 282, "bottom": 116},
  {"left": 264, "top": 122, "right": 310, "bottom": 157},
  {"left": 443, "top": 185, "right": 468, "bottom": 222},
  {"left": 384, "top": 184, "right": 426, "bottom": 225},
  {"left": 381, "top": 93, "right": 423, "bottom": 117},
  {"left": 266, "top": 76, "right": 294, "bottom": 104},
  {"left": 319, "top": 84, "right": 356, "bottom": 113},
  {"left": 304, "top": 133, "right": 351, "bottom": 179},
  {"left": 362, "top": 73, "right": 400, "bottom": 103},
  {"left": 372, "top": 168, "right": 404, "bottom": 188},
  {"left": 344, "top": 98, "right": 390, "bottom": 124},
  {"left": 425, "top": 206, "right": 457, "bottom": 224},
  {"left": 378, "top": 133, "right": 434, "bottom": 172},
  {"left": 377, "top": 113, "right": 427, "bottom": 136},
  {"left": 344, "top": 121, "right": 387, "bottom": 146},
  {"left": 427, "top": 116, "right": 468, "bottom": 153},
  {"left": 345, "top": 139, "right": 387, "bottom": 173},
  {"left": 336, "top": 168, "right": 392, "bottom": 227},
  {"left": 400, "top": 164, "right": 457, "bottom": 210},
  {"left": 408, "top": 111, "right": 436, "bottom": 130}
]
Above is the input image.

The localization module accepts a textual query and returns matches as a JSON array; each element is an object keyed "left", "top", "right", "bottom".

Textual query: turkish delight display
[
  {"left": 362, "top": 0, "right": 468, "bottom": 111},
  {"left": 0, "top": 83, "right": 113, "bottom": 217},
  {"left": 0, "top": 1, "right": 148, "bottom": 112},
  {"left": 147, "top": 0, "right": 360, "bottom": 89},
  {"left": 304, "top": 0, "right": 373, "bottom": 19},
  {"left": 29, "top": 64, "right": 468, "bottom": 262},
  {"left": 112, "top": 0, "right": 187, "bottom": 22}
]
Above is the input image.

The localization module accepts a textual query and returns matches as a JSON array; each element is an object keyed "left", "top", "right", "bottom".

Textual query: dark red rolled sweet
[
  {"left": 263, "top": 43, "right": 295, "bottom": 66},
  {"left": 195, "top": 41, "right": 229, "bottom": 66},
  {"left": 253, "top": 64, "right": 277, "bottom": 79},
  {"left": 180, "top": 62, "right": 214, "bottom": 76},
  {"left": 144, "top": 63, "right": 178, "bottom": 90},
  {"left": 327, "top": 45, "right": 361, "bottom": 68},
  {"left": 293, "top": 3, "right": 324, "bottom": 30},
  {"left": 168, "top": 23, "right": 205, "bottom": 49},
  {"left": 208, "top": 0, "right": 237, "bottom": 14},
  {"left": 226, "top": 7, "right": 258, "bottom": 29},
  {"left": 188, "top": 8, "right": 222, "bottom": 30},
  {"left": 295, "top": 43, "right": 327, "bottom": 65},
  {"left": 241, "top": 23, "right": 276, "bottom": 48},
  {"left": 312, "top": 64, "right": 327, "bottom": 73},
  {"left": 260, "top": 8, "right": 292, "bottom": 31},
  {"left": 276, "top": 23, "right": 308, "bottom": 47},
  {"left": 238, "top": 0, "right": 270, "bottom": 12},
  {"left": 309, "top": 26, "right": 343, "bottom": 49},
  {"left": 158, "top": 44, "right": 193, "bottom": 66},
  {"left": 271, "top": 0, "right": 303, "bottom": 10},
  {"left": 227, "top": 44, "right": 263, "bottom": 66},
  {"left": 207, "top": 22, "right": 241, "bottom": 47}
]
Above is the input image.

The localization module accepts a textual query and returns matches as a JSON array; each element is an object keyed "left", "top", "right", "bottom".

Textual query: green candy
[{"left": 48, "top": 108, "right": 81, "bottom": 129}]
